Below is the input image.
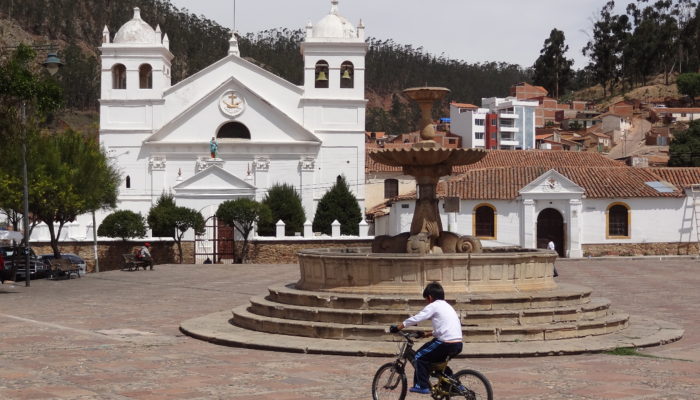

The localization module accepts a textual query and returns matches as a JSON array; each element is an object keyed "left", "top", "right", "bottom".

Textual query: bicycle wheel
[
  {"left": 452, "top": 369, "right": 493, "bottom": 400},
  {"left": 372, "top": 362, "right": 407, "bottom": 400}
]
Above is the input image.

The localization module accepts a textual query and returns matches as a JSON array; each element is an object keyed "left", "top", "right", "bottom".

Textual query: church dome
[
  {"left": 114, "top": 8, "right": 157, "bottom": 44},
  {"left": 313, "top": 0, "right": 357, "bottom": 39}
]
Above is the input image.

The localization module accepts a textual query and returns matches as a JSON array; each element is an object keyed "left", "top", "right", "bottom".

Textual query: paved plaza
[{"left": 0, "top": 258, "right": 698, "bottom": 399}]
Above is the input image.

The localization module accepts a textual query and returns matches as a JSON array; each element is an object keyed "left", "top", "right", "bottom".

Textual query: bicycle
[{"left": 372, "top": 331, "right": 493, "bottom": 400}]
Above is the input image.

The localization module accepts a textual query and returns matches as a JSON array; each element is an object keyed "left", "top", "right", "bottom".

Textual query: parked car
[
  {"left": 0, "top": 251, "right": 15, "bottom": 283},
  {"left": 0, "top": 246, "right": 46, "bottom": 279},
  {"left": 39, "top": 253, "right": 87, "bottom": 276}
]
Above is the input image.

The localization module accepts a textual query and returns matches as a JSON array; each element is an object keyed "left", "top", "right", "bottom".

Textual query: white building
[
  {"left": 450, "top": 97, "right": 538, "bottom": 150},
  {"left": 449, "top": 103, "right": 488, "bottom": 149},
  {"left": 370, "top": 150, "right": 700, "bottom": 258},
  {"left": 35, "top": 1, "right": 367, "bottom": 241}
]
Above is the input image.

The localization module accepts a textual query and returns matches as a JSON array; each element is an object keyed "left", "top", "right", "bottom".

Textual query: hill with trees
[{"left": 2, "top": 0, "right": 698, "bottom": 135}]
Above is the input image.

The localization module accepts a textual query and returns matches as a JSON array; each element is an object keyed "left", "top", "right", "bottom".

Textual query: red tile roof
[
  {"left": 645, "top": 168, "right": 700, "bottom": 189},
  {"left": 447, "top": 166, "right": 685, "bottom": 200},
  {"left": 366, "top": 149, "right": 626, "bottom": 173}
]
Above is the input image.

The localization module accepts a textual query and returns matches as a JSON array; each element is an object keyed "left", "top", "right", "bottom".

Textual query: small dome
[
  {"left": 114, "top": 8, "right": 157, "bottom": 44},
  {"left": 312, "top": 0, "right": 357, "bottom": 39}
]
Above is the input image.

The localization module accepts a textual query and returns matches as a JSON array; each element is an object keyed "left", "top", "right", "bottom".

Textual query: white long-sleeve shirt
[{"left": 402, "top": 299, "right": 462, "bottom": 342}]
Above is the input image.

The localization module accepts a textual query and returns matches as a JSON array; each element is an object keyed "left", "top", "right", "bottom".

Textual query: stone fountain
[{"left": 180, "top": 87, "right": 683, "bottom": 356}]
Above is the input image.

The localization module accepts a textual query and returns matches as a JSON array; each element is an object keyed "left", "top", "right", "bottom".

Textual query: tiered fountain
[{"left": 181, "top": 87, "right": 683, "bottom": 356}]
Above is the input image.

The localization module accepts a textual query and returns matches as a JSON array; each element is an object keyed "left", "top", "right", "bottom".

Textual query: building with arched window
[
  {"left": 90, "top": 2, "right": 367, "bottom": 238},
  {"left": 369, "top": 150, "right": 700, "bottom": 258}
]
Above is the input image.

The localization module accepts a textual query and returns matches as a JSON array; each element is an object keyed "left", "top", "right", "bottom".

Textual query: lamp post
[{"left": 3, "top": 44, "right": 63, "bottom": 287}]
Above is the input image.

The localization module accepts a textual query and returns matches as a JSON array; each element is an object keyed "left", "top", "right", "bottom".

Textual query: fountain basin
[{"left": 297, "top": 247, "right": 557, "bottom": 294}]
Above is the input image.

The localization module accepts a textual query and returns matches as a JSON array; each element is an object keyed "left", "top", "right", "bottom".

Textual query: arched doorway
[{"left": 537, "top": 208, "right": 565, "bottom": 257}]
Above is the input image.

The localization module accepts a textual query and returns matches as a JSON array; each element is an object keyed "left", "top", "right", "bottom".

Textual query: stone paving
[{"left": 0, "top": 258, "right": 698, "bottom": 399}]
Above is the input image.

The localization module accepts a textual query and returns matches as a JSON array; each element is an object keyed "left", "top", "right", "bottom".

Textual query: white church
[{"left": 84, "top": 1, "right": 366, "bottom": 236}]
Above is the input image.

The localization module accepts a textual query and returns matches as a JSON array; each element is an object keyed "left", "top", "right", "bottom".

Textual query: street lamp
[{"left": 3, "top": 44, "right": 63, "bottom": 287}]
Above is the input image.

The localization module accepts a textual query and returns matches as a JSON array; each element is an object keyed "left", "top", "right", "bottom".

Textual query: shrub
[
  {"left": 258, "top": 183, "right": 305, "bottom": 236},
  {"left": 312, "top": 175, "right": 362, "bottom": 235},
  {"left": 97, "top": 210, "right": 146, "bottom": 241}
]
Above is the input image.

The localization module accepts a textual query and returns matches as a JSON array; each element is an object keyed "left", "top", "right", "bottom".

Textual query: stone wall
[
  {"left": 247, "top": 239, "right": 373, "bottom": 264},
  {"left": 30, "top": 241, "right": 195, "bottom": 272},
  {"left": 582, "top": 242, "right": 699, "bottom": 257}
]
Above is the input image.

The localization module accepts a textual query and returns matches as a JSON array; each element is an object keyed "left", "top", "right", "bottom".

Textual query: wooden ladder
[{"left": 691, "top": 185, "right": 700, "bottom": 254}]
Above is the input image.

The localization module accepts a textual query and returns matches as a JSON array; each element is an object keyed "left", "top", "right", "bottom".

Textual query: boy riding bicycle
[{"left": 390, "top": 282, "right": 463, "bottom": 394}]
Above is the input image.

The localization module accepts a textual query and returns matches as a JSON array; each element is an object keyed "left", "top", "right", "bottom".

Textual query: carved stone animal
[
  {"left": 437, "top": 232, "right": 483, "bottom": 253},
  {"left": 406, "top": 232, "right": 432, "bottom": 255},
  {"left": 372, "top": 232, "right": 410, "bottom": 253}
]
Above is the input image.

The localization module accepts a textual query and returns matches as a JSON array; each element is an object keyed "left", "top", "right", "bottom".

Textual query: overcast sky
[{"left": 167, "top": 0, "right": 626, "bottom": 69}]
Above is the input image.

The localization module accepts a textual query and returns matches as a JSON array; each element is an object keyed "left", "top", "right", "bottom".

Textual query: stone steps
[
  {"left": 248, "top": 296, "right": 612, "bottom": 326},
  {"left": 266, "top": 282, "right": 593, "bottom": 311},
  {"left": 231, "top": 305, "right": 630, "bottom": 343}
]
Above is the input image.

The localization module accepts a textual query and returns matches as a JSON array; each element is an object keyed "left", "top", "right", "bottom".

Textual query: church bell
[
  {"left": 316, "top": 71, "right": 328, "bottom": 81},
  {"left": 341, "top": 69, "right": 351, "bottom": 80}
]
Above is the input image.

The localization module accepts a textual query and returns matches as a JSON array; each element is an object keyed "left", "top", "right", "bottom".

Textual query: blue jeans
[{"left": 413, "top": 339, "right": 463, "bottom": 388}]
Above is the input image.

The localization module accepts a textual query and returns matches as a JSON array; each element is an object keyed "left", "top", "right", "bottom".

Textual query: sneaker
[{"left": 409, "top": 385, "right": 431, "bottom": 394}]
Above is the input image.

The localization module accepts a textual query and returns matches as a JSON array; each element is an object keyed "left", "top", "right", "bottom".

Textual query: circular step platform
[{"left": 180, "top": 282, "right": 684, "bottom": 356}]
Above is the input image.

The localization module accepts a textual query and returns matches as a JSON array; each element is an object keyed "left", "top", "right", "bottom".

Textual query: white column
[
  {"left": 567, "top": 198, "right": 583, "bottom": 258},
  {"left": 299, "top": 156, "right": 316, "bottom": 220},
  {"left": 521, "top": 198, "right": 536, "bottom": 249},
  {"left": 254, "top": 156, "right": 270, "bottom": 202},
  {"left": 275, "top": 220, "right": 285, "bottom": 238},
  {"left": 331, "top": 220, "right": 341, "bottom": 237},
  {"left": 359, "top": 219, "right": 369, "bottom": 237},
  {"left": 303, "top": 220, "right": 313, "bottom": 238}
]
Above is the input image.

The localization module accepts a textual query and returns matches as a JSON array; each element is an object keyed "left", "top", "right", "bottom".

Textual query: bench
[
  {"left": 122, "top": 254, "right": 153, "bottom": 271},
  {"left": 47, "top": 258, "right": 80, "bottom": 279}
]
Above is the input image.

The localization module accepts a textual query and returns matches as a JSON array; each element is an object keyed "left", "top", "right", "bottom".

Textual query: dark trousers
[{"left": 413, "top": 339, "right": 463, "bottom": 388}]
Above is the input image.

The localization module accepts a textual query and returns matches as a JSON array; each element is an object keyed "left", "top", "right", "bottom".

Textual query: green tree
[
  {"left": 677, "top": 73, "right": 700, "bottom": 104},
  {"left": 31, "top": 130, "right": 119, "bottom": 256},
  {"left": 533, "top": 28, "right": 574, "bottom": 98},
  {"left": 97, "top": 210, "right": 147, "bottom": 241},
  {"left": 669, "top": 121, "right": 700, "bottom": 166},
  {"left": 583, "top": 1, "right": 631, "bottom": 97},
  {"left": 312, "top": 175, "right": 362, "bottom": 236},
  {"left": 147, "top": 193, "right": 205, "bottom": 263},
  {"left": 216, "top": 198, "right": 272, "bottom": 263},
  {"left": 0, "top": 45, "right": 63, "bottom": 245},
  {"left": 257, "top": 183, "right": 305, "bottom": 236}
]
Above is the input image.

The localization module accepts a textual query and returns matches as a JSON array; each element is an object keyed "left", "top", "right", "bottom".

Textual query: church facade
[{"left": 95, "top": 2, "right": 366, "bottom": 233}]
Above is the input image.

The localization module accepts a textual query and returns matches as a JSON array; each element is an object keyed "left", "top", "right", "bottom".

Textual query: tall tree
[
  {"left": 312, "top": 175, "right": 362, "bottom": 236},
  {"left": 257, "top": 183, "right": 305, "bottom": 237},
  {"left": 677, "top": 72, "right": 700, "bottom": 104},
  {"left": 147, "top": 193, "right": 205, "bottom": 263},
  {"left": 97, "top": 210, "right": 147, "bottom": 241},
  {"left": 583, "top": 1, "right": 631, "bottom": 97},
  {"left": 33, "top": 131, "right": 119, "bottom": 256},
  {"left": 216, "top": 198, "right": 271, "bottom": 263},
  {"left": 533, "top": 28, "right": 574, "bottom": 98},
  {"left": 669, "top": 120, "right": 700, "bottom": 166}
]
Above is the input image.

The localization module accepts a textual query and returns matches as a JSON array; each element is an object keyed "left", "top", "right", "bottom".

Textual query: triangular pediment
[
  {"left": 519, "top": 169, "right": 584, "bottom": 197},
  {"left": 146, "top": 72, "right": 320, "bottom": 145},
  {"left": 173, "top": 165, "right": 255, "bottom": 197}
]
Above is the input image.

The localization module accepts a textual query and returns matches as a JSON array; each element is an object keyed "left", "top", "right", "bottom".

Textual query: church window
[
  {"left": 217, "top": 121, "right": 251, "bottom": 139},
  {"left": 139, "top": 64, "right": 153, "bottom": 89},
  {"left": 125, "top": 175, "right": 131, "bottom": 189},
  {"left": 340, "top": 61, "right": 354, "bottom": 89},
  {"left": 473, "top": 203, "right": 496, "bottom": 239},
  {"left": 315, "top": 60, "right": 329, "bottom": 88},
  {"left": 606, "top": 202, "right": 630, "bottom": 238},
  {"left": 384, "top": 179, "right": 398, "bottom": 198},
  {"left": 112, "top": 64, "right": 126, "bottom": 89}
]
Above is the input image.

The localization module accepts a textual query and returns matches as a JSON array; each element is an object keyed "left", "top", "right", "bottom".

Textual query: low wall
[
  {"left": 29, "top": 241, "right": 194, "bottom": 272},
  {"left": 582, "top": 242, "right": 699, "bottom": 257}
]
